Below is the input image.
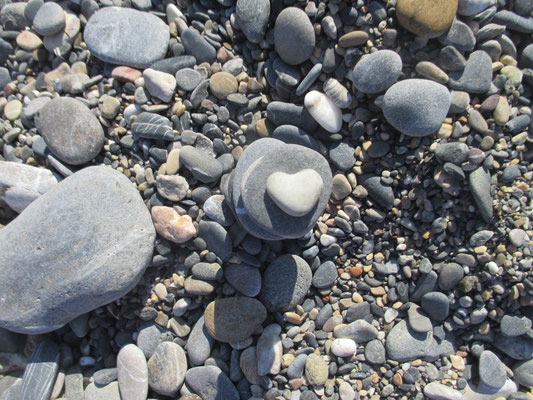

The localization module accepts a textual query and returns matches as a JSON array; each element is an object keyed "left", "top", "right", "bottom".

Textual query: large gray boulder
[{"left": 0, "top": 166, "right": 156, "bottom": 334}]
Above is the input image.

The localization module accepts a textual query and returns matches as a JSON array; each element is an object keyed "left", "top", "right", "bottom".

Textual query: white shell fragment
[{"left": 323, "top": 78, "right": 352, "bottom": 108}]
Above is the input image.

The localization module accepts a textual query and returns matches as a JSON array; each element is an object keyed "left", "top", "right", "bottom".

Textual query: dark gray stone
[
  {"left": 0, "top": 38, "right": 11, "bottom": 65},
  {"left": 267, "top": 102, "right": 317, "bottom": 133},
  {"left": 0, "top": 166, "right": 155, "bottom": 334},
  {"left": 136, "top": 322, "right": 170, "bottom": 359},
  {"left": 501, "top": 164, "right": 521, "bottom": 184},
  {"left": 421, "top": 292, "right": 449, "bottom": 322},
  {"left": 203, "top": 195, "right": 235, "bottom": 226},
  {"left": 287, "top": 354, "right": 307, "bottom": 379},
  {"left": 335, "top": 320, "right": 378, "bottom": 342},
  {"left": 151, "top": 55, "right": 197, "bottom": 75},
  {"left": 440, "top": 18, "right": 476, "bottom": 53},
  {"left": 274, "top": 7, "right": 315, "bottom": 65},
  {"left": 521, "top": 44, "right": 533, "bottom": 69},
  {"left": 224, "top": 263, "right": 261, "bottom": 297},
  {"left": 198, "top": 220, "right": 232, "bottom": 261},
  {"left": 449, "top": 50, "right": 493, "bottom": 93},
  {"left": 132, "top": 112, "right": 173, "bottom": 141},
  {"left": 186, "top": 316, "right": 214, "bottom": 366},
  {"left": 411, "top": 271, "right": 438, "bottom": 302},
  {"left": 37, "top": 97, "right": 104, "bottom": 165},
  {"left": 493, "top": 10, "right": 533, "bottom": 33},
  {"left": 185, "top": 366, "right": 239, "bottom": 400},
  {"left": 469, "top": 167, "right": 493, "bottom": 223},
  {"left": 383, "top": 79, "right": 451, "bottom": 137},
  {"left": 312, "top": 261, "right": 337, "bottom": 289},
  {"left": 439, "top": 46, "right": 467, "bottom": 71},
  {"left": 329, "top": 141, "right": 356, "bottom": 171},
  {"left": 500, "top": 315, "right": 532, "bottom": 337},
  {"left": 181, "top": 28, "right": 216, "bottom": 64},
  {"left": 385, "top": 320, "right": 456, "bottom": 362},
  {"left": 259, "top": 254, "right": 312, "bottom": 312},
  {"left": 479, "top": 350, "right": 506, "bottom": 389},
  {"left": 236, "top": 0, "right": 269, "bottom": 43},
  {"left": 434, "top": 142, "right": 469, "bottom": 164},
  {"left": 345, "top": 302, "right": 370, "bottom": 323},
  {"left": 494, "top": 334, "right": 533, "bottom": 360},
  {"left": 438, "top": 263, "right": 464, "bottom": 291},
  {"left": 359, "top": 175, "right": 394, "bottom": 209},
  {"left": 513, "top": 359, "right": 533, "bottom": 386},
  {"left": 180, "top": 146, "right": 223, "bottom": 183},
  {"left": 20, "top": 341, "right": 59, "bottom": 400},
  {"left": 84, "top": 7, "right": 169, "bottom": 68},
  {"left": 272, "top": 125, "right": 320, "bottom": 151},
  {"left": 32, "top": 2, "right": 64, "bottom": 36},
  {"left": 352, "top": 50, "right": 402, "bottom": 93},
  {"left": 24, "top": 0, "right": 43, "bottom": 23}
]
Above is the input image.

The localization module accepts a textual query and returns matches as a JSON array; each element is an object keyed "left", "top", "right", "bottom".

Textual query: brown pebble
[{"left": 338, "top": 31, "right": 368, "bottom": 48}]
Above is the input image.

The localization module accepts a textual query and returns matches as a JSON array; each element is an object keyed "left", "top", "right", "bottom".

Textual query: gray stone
[
  {"left": 0, "top": 162, "right": 58, "bottom": 213},
  {"left": 64, "top": 366, "right": 83, "bottom": 400},
  {"left": 273, "top": 125, "right": 320, "bottom": 151},
  {"left": 191, "top": 262, "right": 222, "bottom": 281},
  {"left": 235, "top": 0, "right": 269, "bottom": 43},
  {"left": 479, "top": 350, "right": 506, "bottom": 390},
  {"left": 0, "top": 166, "right": 155, "bottom": 334},
  {"left": 241, "top": 143, "right": 332, "bottom": 238},
  {"left": 156, "top": 174, "right": 188, "bottom": 201},
  {"left": 224, "top": 263, "right": 261, "bottom": 297},
  {"left": 24, "top": 0, "right": 43, "bottom": 23},
  {"left": 329, "top": 141, "right": 356, "bottom": 171},
  {"left": 352, "top": 50, "right": 402, "bottom": 93},
  {"left": 469, "top": 167, "right": 493, "bottom": 223},
  {"left": 434, "top": 142, "right": 469, "bottom": 164},
  {"left": 470, "top": 230, "right": 494, "bottom": 246},
  {"left": 287, "top": 354, "right": 307, "bottom": 379},
  {"left": 423, "top": 382, "right": 463, "bottom": 400},
  {"left": 84, "top": 382, "right": 121, "bottom": 400},
  {"left": 274, "top": 7, "right": 315, "bottom": 65},
  {"left": 175, "top": 68, "right": 202, "bottom": 91},
  {"left": 385, "top": 320, "right": 456, "bottom": 362},
  {"left": 458, "top": 0, "right": 496, "bottom": 16},
  {"left": 37, "top": 97, "right": 104, "bottom": 165},
  {"left": 32, "top": 2, "right": 64, "bottom": 36},
  {"left": 500, "top": 314, "right": 532, "bottom": 337},
  {"left": 463, "top": 379, "right": 517, "bottom": 400},
  {"left": 93, "top": 368, "right": 118, "bottom": 386},
  {"left": 267, "top": 102, "right": 317, "bottom": 133},
  {"left": 0, "top": 328, "right": 23, "bottom": 353},
  {"left": 493, "top": 10, "right": 533, "bottom": 33},
  {"left": 440, "top": 18, "right": 476, "bottom": 53},
  {"left": 181, "top": 28, "right": 216, "bottom": 64},
  {"left": 335, "top": 320, "right": 378, "bottom": 342},
  {"left": 117, "top": 344, "right": 148, "bottom": 400},
  {"left": 359, "top": 174, "right": 394, "bottom": 209},
  {"left": 180, "top": 146, "right": 223, "bottom": 183},
  {"left": 256, "top": 324, "right": 282, "bottom": 376},
  {"left": 0, "top": 3, "right": 28, "bottom": 30},
  {"left": 185, "top": 366, "right": 239, "bottom": 400},
  {"left": 513, "top": 359, "right": 533, "bottom": 387},
  {"left": 136, "top": 322, "right": 170, "bottom": 359},
  {"left": 449, "top": 51, "right": 493, "bottom": 93},
  {"left": 421, "top": 292, "right": 449, "bottom": 322},
  {"left": 20, "top": 341, "right": 58, "bottom": 400},
  {"left": 84, "top": 7, "right": 169, "bottom": 68},
  {"left": 407, "top": 304, "right": 433, "bottom": 333},
  {"left": 364, "top": 340, "right": 386, "bottom": 364},
  {"left": 132, "top": 112, "right": 173, "bottom": 141},
  {"left": 438, "top": 263, "right": 464, "bottom": 291},
  {"left": 198, "top": 220, "right": 232, "bottom": 261},
  {"left": 147, "top": 342, "right": 187, "bottom": 396},
  {"left": 501, "top": 164, "right": 521, "bottom": 183},
  {"left": 203, "top": 195, "right": 235, "bottom": 227},
  {"left": 186, "top": 316, "right": 214, "bottom": 366},
  {"left": 345, "top": 302, "right": 371, "bottom": 323},
  {"left": 151, "top": 55, "right": 197, "bottom": 75},
  {"left": 312, "top": 261, "right": 337, "bottom": 289},
  {"left": 383, "top": 79, "right": 451, "bottom": 137},
  {"left": 411, "top": 271, "right": 438, "bottom": 301},
  {"left": 439, "top": 46, "right": 467, "bottom": 71},
  {"left": 259, "top": 254, "right": 312, "bottom": 312}
]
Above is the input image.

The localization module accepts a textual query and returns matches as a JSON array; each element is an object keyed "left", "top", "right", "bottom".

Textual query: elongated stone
[{"left": 20, "top": 341, "right": 59, "bottom": 400}]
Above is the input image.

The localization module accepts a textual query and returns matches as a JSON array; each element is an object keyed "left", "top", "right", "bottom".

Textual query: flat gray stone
[
  {"left": 513, "top": 359, "right": 533, "bottom": 387},
  {"left": 186, "top": 316, "right": 214, "bottom": 366},
  {"left": 266, "top": 102, "right": 317, "bottom": 133},
  {"left": 359, "top": 174, "right": 394, "bottom": 209},
  {"left": 198, "top": 220, "right": 232, "bottom": 261},
  {"left": 181, "top": 28, "right": 216, "bottom": 64},
  {"left": 494, "top": 334, "right": 533, "bottom": 360},
  {"left": 449, "top": 51, "right": 493, "bottom": 93},
  {"left": 352, "top": 50, "right": 402, "bottom": 93},
  {"left": 32, "top": 2, "right": 64, "bottom": 36},
  {"left": 236, "top": 0, "right": 269, "bottom": 43},
  {"left": 272, "top": 125, "right": 320, "bottom": 151},
  {"left": 147, "top": 342, "right": 187, "bottom": 396},
  {"left": 0, "top": 167, "right": 155, "bottom": 334},
  {"left": 469, "top": 167, "right": 493, "bottom": 223},
  {"left": 20, "top": 341, "right": 59, "bottom": 400},
  {"left": 259, "top": 254, "right": 312, "bottom": 312},
  {"left": 364, "top": 340, "right": 386, "bottom": 364},
  {"left": 180, "top": 146, "right": 223, "bottom": 183},
  {"left": 224, "top": 263, "right": 261, "bottom": 297},
  {"left": 203, "top": 195, "right": 235, "bottom": 227},
  {"left": 132, "top": 112, "right": 173, "bottom": 141},
  {"left": 84, "top": 7, "right": 169, "bottom": 68},
  {"left": 407, "top": 304, "right": 433, "bottom": 333},
  {"left": 274, "top": 7, "right": 315, "bottom": 65},
  {"left": 185, "top": 366, "right": 239, "bottom": 400},
  {"left": 83, "top": 382, "right": 121, "bottom": 400},
  {"left": 421, "top": 292, "right": 449, "bottom": 322},
  {"left": 479, "top": 350, "right": 506, "bottom": 390},
  {"left": 438, "top": 263, "right": 464, "bottom": 291},
  {"left": 383, "top": 79, "right": 451, "bottom": 137},
  {"left": 37, "top": 97, "right": 105, "bottom": 165},
  {"left": 117, "top": 344, "right": 148, "bottom": 400},
  {"left": 312, "top": 261, "right": 337, "bottom": 289},
  {"left": 334, "top": 320, "right": 378, "bottom": 343}
]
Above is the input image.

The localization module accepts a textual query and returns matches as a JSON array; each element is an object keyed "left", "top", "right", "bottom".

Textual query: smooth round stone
[
  {"left": 24, "top": 0, "right": 43, "bottom": 23},
  {"left": 117, "top": 344, "right": 148, "bottom": 400},
  {"left": 329, "top": 141, "right": 356, "bottom": 171},
  {"left": 407, "top": 304, "right": 433, "bottom": 333},
  {"left": 421, "top": 292, "right": 449, "bottom": 322},
  {"left": 458, "top": 0, "right": 496, "bottom": 16},
  {"left": 424, "top": 382, "right": 463, "bottom": 400},
  {"left": 259, "top": 254, "right": 312, "bottom": 312},
  {"left": 151, "top": 206, "right": 196, "bottom": 244},
  {"left": 181, "top": 28, "right": 215, "bottom": 64},
  {"left": 175, "top": 68, "right": 202, "bottom": 91},
  {"left": 352, "top": 50, "right": 402, "bottom": 93},
  {"left": 449, "top": 50, "right": 492, "bottom": 94},
  {"left": 304, "top": 90, "right": 342, "bottom": 133},
  {"left": 274, "top": 7, "right": 315, "bottom": 65},
  {"left": 479, "top": 350, "right": 507, "bottom": 389},
  {"left": 0, "top": 166, "right": 155, "bottom": 334},
  {"left": 33, "top": 2, "right": 64, "bottom": 35},
  {"left": 438, "top": 263, "right": 464, "bottom": 291},
  {"left": 513, "top": 360, "right": 533, "bottom": 386},
  {"left": 151, "top": 55, "right": 197, "bottom": 75},
  {"left": 198, "top": 220, "right": 232, "bottom": 261},
  {"left": 185, "top": 366, "right": 239, "bottom": 400},
  {"left": 266, "top": 169, "right": 323, "bottom": 217},
  {"left": 235, "top": 0, "right": 269, "bottom": 43},
  {"left": 204, "top": 297, "right": 267, "bottom": 343},
  {"left": 156, "top": 174, "right": 188, "bottom": 201},
  {"left": 224, "top": 263, "right": 261, "bottom": 297},
  {"left": 396, "top": 0, "right": 458, "bottom": 38},
  {"left": 305, "top": 354, "right": 328, "bottom": 386},
  {"left": 186, "top": 316, "right": 214, "bottom": 366},
  {"left": 312, "top": 261, "right": 338, "bottom": 289},
  {"left": 242, "top": 143, "right": 333, "bottom": 239},
  {"left": 179, "top": 146, "right": 223, "bottom": 183},
  {"left": 449, "top": 91, "right": 470, "bottom": 114},
  {"left": 272, "top": 125, "right": 320, "bottom": 151},
  {"left": 4, "top": 99, "right": 21, "bottom": 120},
  {"left": 338, "top": 30, "right": 368, "bottom": 47},
  {"left": 331, "top": 174, "right": 351, "bottom": 200},
  {"left": 203, "top": 195, "right": 235, "bottom": 226},
  {"left": 84, "top": 382, "right": 121, "bottom": 400},
  {"left": 468, "top": 167, "right": 493, "bottom": 223},
  {"left": 143, "top": 68, "right": 176, "bottom": 103},
  {"left": 16, "top": 30, "right": 42, "bottom": 51},
  {"left": 323, "top": 78, "right": 352, "bottom": 108},
  {"left": 439, "top": 18, "right": 476, "bottom": 53},
  {"left": 84, "top": 7, "right": 169, "bottom": 69},
  {"left": 331, "top": 338, "right": 357, "bottom": 358},
  {"left": 256, "top": 324, "right": 282, "bottom": 376},
  {"left": 147, "top": 342, "right": 187, "bottom": 396},
  {"left": 365, "top": 340, "right": 386, "bottom": 364},
  {"left": 209, "top": 72, "right": 238, "bottom": 99},
  {"left": 383, "top": 79, "right": 451, "bottom": 137},
  {"left": 358, "top": 174, "right": 394, "bottom": 209},
  {"left": 37, "top": 97, "right": 104, "bottom": 165}
]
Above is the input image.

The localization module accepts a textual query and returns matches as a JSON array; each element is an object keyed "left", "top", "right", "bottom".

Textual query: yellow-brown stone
[{"left": 396, "top": 0, "right": 458, "bottom": 38}]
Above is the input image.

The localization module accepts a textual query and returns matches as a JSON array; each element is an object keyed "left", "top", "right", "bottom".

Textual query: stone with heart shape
[{"left": 266, "top": 169, "right": 323, "bottom": 217}]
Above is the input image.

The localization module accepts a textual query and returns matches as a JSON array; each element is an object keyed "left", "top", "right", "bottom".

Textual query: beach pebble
[
  {"left": 331, "top": 338, "right": 357, "bottom": 358},
  {"left": 224, "top": 263, "right": 261, "bottom": 297},
  {"left": 20, "top": 341, "right": 59, "bottom": 400},
  {"left": 143, "top": 68, "right": 176, "bottom": 103},
  {"left": 181, "top": 28, "right": 216, "bottom": 64},
  {"left": 305, "top": 354, "right": 328, "bottom": 386},
  {"left": 151, "top": 206, "right": 196, "bottom": 243},
  {"left": 304, "top": 90, "right": 343, "bottom": 133},
  {"left": 185, "top": 366, "right": 239, "bottom": 400},
  {"left": 396, "top": 0, "right": 458, "bottom": 38},
  {"left": 32, "top": 2, "right": 64, "bottom": 35},
  {"left": 256, "top": 324, "right": 282, "bottom": 376},
  {"left": 274, "top": 7, "right": 315, "bottom": 65},
  {"left": 147, "top": 342, "right": 187, "bottom": 396},
  {"left": 352, "top": 50, "right": 402, "bottom": 93},
  {"left": 236, "top": 0, "right": 269, "bottom": 43},
  {"left": 117, "top": 344, "right": 148, "bottom": 400},
  {"left": 423, "top": 382, "right": 464, "bottom": 400},
  {"left": 479, "top": 350, "right": 507, "bottom": 389}
]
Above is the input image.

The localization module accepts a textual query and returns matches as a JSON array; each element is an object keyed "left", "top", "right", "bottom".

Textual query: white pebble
[
  {"left": 304, "top": 90, "right": 343, "bottom": 133},
  {"left": 331, "top": 338, "right": 357, "bottom": 358},
  {"left": 173, "top": 297, "right": 192, "bottom": 316},
  {"left": 487, "top": 261, "right": 499, "bottom": 275}
]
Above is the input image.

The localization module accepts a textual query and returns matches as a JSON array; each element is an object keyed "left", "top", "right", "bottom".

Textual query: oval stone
[
  {"left": 147, "top": 342, "right": 187, "bottom": 396},
  {"left": 204, "top": 297, "right": 267, "bottom": 343},
  {"left": 0, "top": 166, "right": 156, "bottom": 334},
  {"left": 37, "top": 97, "right": 105, "bottom": 165},
  {"left": 117, "top": 344, "right": 149, "bottom": 400},
  {"left": 274, "top": 7, "right": 315, "bottom": 65},
  {"left": 84, "top": 7, "right": 169, "bottom": 69},
  {"left": 383, "top": 79, "right": 451, "bottom": 137}
]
